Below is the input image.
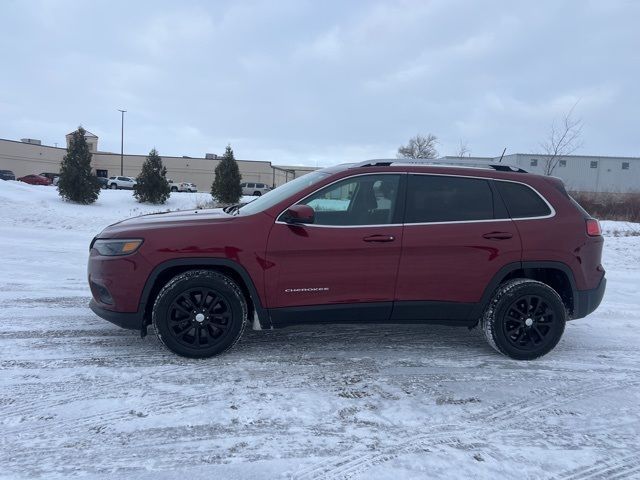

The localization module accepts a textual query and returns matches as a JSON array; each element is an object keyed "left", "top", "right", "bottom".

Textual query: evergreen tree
[
  {"left": 134, "top": 148, "right": 170, "bottom": 204},
  {"left": 211, "top": 145, "right": 242, "bottom": 204},
  {"left": 58, "top": 127, "right": 101, "bottom": 204}
]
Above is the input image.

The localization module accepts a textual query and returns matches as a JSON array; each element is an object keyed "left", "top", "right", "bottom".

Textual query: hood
[{"left": 101, "top": 208, "right": 235, "bottom": 236}]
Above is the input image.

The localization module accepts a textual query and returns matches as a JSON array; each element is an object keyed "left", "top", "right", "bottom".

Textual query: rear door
[
  {"left": 393, "top": 174, "right": 521, "bottom": 321},
  {"left": 265, "top": 173, "right": 404, "bottom": 320}
]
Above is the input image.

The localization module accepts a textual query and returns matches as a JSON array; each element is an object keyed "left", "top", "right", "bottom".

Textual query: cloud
[
  {"left": 298, "top": 27, "right": 342, "bottom": 60},
  {"left": 134, "top": 9, "right": 215, "bottom": 58},
  {"left": 0, "top": 0, "right": 638, "bottom": 162}
]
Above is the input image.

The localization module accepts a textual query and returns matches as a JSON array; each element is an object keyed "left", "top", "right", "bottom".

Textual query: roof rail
[
  {"left": 354, "top": 159, "right": 528, "bottom": 173},
  {"left": 488, "top": 164, "right": 528, "bottom": 173},
  {"left": 352, "top": 160, "right": 394, "bottom": 167}
]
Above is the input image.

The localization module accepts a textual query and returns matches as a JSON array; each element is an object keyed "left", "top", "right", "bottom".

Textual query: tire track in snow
[
  {"left": 293, "top": 379, "right": 640, "bottom": 480},
  {"left": 555, "top": 452, "right": 640, "bottom": 479},
  {"left": 0, "top": 363, "right": 194, "bottom": 419}
]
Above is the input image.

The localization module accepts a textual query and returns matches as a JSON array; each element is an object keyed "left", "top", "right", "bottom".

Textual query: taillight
[{"left": 586, "top": 218, "right": 601, "bottom": 237}]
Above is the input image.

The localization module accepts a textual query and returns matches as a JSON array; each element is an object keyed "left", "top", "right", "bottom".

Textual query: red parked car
[
  {"left": 88, "top": 161, "right": 606, "bottom": 360},
  {"left": 18, "top": 174, "right": 52, "bottom": 186}
]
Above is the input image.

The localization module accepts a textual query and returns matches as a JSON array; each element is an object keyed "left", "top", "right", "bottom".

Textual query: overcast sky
[{"left": 1, "top": 0, "right": 638, "bottom": 166}]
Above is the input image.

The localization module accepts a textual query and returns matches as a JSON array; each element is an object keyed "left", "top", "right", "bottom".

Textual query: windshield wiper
[{"left": 223, "top": 203, "right": 244, "bottom": 215}]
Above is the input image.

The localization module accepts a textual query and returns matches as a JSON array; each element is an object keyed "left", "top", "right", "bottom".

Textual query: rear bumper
[
  {"left": 573, "top": 276, "right": 606, "bottom": 320},
  {"left": 90, "top": 299, "right": 143, "bottom": 330}
]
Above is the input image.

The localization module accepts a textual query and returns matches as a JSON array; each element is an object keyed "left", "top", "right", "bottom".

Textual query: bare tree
[
  {"left": 456, "top": 139, "right": 470, "bottom": 158},
  {"left": 397, "top": 133, "right": 439, "bottom": 159},
  {"left": 541, "top": 103, "right": 583, "bottom": 175}
]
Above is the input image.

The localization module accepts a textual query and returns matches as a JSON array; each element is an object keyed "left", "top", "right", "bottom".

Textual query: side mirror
[{"left": 283, "top": 204, "right": 315, "bottom": 225}]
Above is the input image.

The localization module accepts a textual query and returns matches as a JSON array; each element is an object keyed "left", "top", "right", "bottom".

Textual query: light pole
[{"left": 117, "top": 109, "right": 126, "bottom": 175}]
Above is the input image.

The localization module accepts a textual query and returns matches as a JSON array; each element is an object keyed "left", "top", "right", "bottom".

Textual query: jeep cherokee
[{"left": 88, "top": 160, "right": 606, "bottom": 360}]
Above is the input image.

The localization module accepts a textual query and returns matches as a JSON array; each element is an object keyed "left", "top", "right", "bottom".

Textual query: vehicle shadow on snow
[{"left": 145, "top": 322, "right": 499, "bottom": 360}]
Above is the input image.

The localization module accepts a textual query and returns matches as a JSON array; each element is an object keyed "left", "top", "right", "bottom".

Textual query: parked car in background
[
  {"left": 88, "top": 161, "right": 605, "bottom": 360},
  {"left": 107, "top": 176, "right": 137, "bottom": 190},
  {"left": 0, "top": 169, "right": 16, "bottom": 181},
  {"left": 95, "top": 176, "right": 109, "bottom": 189},
  {"left": 39, "top": 172, "right": 60, "bottom": 185},
  {"left": 240, "top": 182, "right": 271, "bottom": 196},
  {"left": 18, "top": 174, "right": 52, "bottom": 186},
  {"left": 169, "top": 180, "right": 197, "bottom": 192}
]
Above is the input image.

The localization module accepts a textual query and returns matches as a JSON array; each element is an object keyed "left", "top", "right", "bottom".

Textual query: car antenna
[{"left": 497, "top": 147, "right": 506, "bottom": 163}]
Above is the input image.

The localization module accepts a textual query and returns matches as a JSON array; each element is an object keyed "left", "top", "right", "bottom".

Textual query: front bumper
[
  {"left": 89, "top": 299, "right": 144, "bottom": 330},
  {"left": 572, "top": 276, "right": 606, "bottom": 320}
]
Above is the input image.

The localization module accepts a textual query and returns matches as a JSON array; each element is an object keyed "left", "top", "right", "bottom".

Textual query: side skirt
[{"left": 268, "top": 301, "right": 477, "bottom": 328}]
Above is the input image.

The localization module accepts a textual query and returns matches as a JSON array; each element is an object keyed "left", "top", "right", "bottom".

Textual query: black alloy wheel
[
  {"left": 503, "top": 294, "right": 557, "bottom": 351},
  {"left": 167, "top": 287, "right": 232, "bottom": 349},
  {"left": 153, "top": 270, "right": 247, "bottom": 358}
]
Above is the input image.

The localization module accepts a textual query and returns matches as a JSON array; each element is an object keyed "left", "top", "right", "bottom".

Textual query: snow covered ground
[{"left": 0, "top": 181, "right": 639, "bottom": 479}]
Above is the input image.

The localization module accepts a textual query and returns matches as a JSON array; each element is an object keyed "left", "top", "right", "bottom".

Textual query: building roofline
[
  {"left": 92, "top": 150, "right": 275, "bottom": 164},
  {"left": 0, "top": 137, "right": 66, "bottom": 151},
  {"left": 65, "top": 129, "right": 98, "bottom": 138},
  {"left": 502, "top": 153, "right": 640, "bottom": 160}
]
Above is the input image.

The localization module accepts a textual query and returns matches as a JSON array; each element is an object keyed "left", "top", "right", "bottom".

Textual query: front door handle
[
  {"left": 482, "top": 231, "right": 514, "bottom": 240},
  {"left": 363, "top": 234, "right": 395, "bottom": 243}
]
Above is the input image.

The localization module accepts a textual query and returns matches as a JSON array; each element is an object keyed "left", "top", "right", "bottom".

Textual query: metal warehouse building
[
  {"left": 437, "top": 154, "right": 640, "bottom": 194},
  {"left": 0, "top": 131, "right": 315, "bottom": 189}
]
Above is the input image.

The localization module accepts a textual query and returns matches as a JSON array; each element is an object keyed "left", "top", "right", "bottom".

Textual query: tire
[
  {"left": 110, "top": 183, "right": 117, "bottom": 189},
  {"left": 152, "top": 270, "right": 247, "bottom": 358},
  {"left": 253, "top": 191, "right": 261, "bottom": 196},
  {"left": 481, "top": 279, "right": 566, "bottom": 360},
  {"left": 171, "top": 186, "right": 178, "bottom": 192}
]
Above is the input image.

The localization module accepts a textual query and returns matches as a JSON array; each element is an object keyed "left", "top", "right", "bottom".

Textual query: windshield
[{"left": 238, "top": 171, "right": 330, "bottom": 216}]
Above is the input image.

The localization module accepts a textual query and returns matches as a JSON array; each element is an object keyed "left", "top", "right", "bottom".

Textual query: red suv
[{"left": 88, "top": 161, "right": 606, "bottom": 360}]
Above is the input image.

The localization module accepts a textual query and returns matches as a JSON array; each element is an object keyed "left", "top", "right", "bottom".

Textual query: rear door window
[
  {"left": 495, "top": 181, "right": 552, "bottom": 218},
  {"left": 405, "top": 175, "right": 495, "bottom": 223}
]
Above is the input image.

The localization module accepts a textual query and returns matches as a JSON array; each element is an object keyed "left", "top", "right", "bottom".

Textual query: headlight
[{"left": 93, "top": 238, "right": 143, "bottom": 256}]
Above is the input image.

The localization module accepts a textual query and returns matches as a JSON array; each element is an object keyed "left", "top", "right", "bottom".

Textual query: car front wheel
[
  {"left": 481, "top": 279, "right": 566, "bottom": 360},
  {"left": 152, "top": 270, "right": 247, "bottom": 358},
  {"left": 110, "top": 183, "right": 117, "bottom": 189}
]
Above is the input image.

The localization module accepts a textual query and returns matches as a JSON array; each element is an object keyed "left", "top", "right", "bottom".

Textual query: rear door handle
[
  {"left": 363, "top": 234, "right": 395, "bottom": 243},
  {"left": 482, "top": 232, "right": 513, "bottom": 240}
]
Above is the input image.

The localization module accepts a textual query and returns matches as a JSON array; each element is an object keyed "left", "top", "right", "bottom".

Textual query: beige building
[{"left": 0, "top": 131, "right": 315, "bottom": 189}]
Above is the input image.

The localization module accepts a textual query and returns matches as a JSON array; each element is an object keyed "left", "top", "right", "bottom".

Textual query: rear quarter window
[{"left": 495, "top": 181, "right": 552, "bottom": 218}]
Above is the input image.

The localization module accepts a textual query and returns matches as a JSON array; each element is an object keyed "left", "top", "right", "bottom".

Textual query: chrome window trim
[
  {"left": 274, "top": 171, "right": 555, "bottom": 228},
  {"left": 491, "top": 178, "right": 556, "bottom": 221},
  {"left": 404, "top": 173, "right": 555, "bottom": 223}
]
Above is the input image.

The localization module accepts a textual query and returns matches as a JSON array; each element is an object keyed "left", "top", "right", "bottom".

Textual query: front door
[{"left": 265, "top": 173, "right": 404, "bottom": 322}]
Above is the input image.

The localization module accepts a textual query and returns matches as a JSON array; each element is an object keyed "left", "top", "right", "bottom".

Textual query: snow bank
[{"left": 0, "top": 180, "right": 255, "bottom": 234}]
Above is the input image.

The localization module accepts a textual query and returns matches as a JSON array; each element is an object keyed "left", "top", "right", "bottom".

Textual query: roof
[{"left": 65, "top": 129, "right": 98, "bottom": 138}]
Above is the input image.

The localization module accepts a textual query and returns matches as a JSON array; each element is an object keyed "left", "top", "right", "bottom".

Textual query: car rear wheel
[
  {"left": 152, "top": 270, "right": 247, "bottom": 358},
  {"left": 110, "top": 183, "right": 117, "bottom": 189},
  {"left": 253, "top": 191, "right": 261, "bottom": 196},
  {"left": 171, "top": 186, "right": 178, "bottom": 192},
  {"left": 481, "top": 279, "right": 566, "bottom": 360}
]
